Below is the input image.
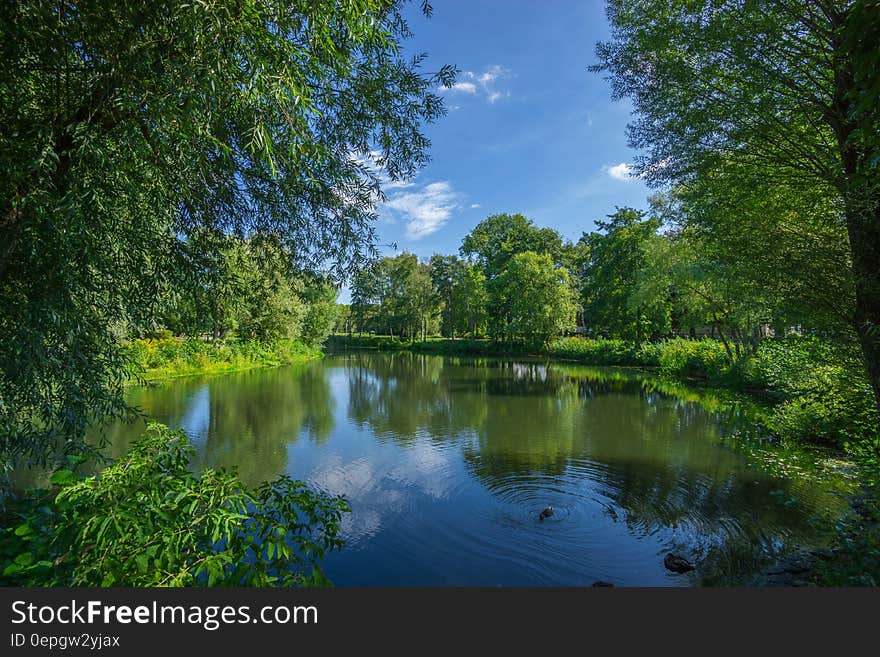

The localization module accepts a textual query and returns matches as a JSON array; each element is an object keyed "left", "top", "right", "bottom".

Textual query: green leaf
[
  {"left": 49, "top": 470, "right": 76, "bottom": 486},
  {"left": 3, "top": 563, "right": 23, "bottom": 576},
  {"left": 14, "top": 552, "right": 34, "bottom": 566}
]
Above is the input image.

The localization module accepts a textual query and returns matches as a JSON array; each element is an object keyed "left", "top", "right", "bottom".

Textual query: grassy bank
[{"left": 123, "top": 337, "right": 322, "bottom": 382}]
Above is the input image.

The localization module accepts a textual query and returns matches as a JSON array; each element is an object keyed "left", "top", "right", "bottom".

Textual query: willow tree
[
  {"left": 593, "top": 0, "right": 880, "bottom": 411},
  {"left": 0, "top": 0, "right": 453, "bottom": 466}
]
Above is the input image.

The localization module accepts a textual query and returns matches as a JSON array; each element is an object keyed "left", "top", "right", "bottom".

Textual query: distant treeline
[{"left": 339, "top": 206, "right": 839, "bottom": 357}]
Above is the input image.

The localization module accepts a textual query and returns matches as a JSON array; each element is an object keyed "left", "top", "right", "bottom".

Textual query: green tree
[
  {"left": 300, "top": 280, "right": 340, "bottom": 348},
  {"left": 236, "top": 235, "right": 306, "bottom": 342},
  {"left": 349, "top": 253, "right": 441, "bottom": 340},
  {"left": 593, "top": 0, "right": 880, "bottom": 411},
  {"left": 493, "top": 251, "right": 577, "bottom": 348},
  {"left": 430, "top": 255, "right": 487, "bottom": 338},
  {"left": 455, "top": 262, "right": 489, "bottom": 339},
  {"left": 460, "top": 213, "right": 564, "bottom": 280},
  {"left": 333, "top": 305, "right": 353, "bottom": 336},
  {"left": 0, "top": 0, "right": 453, "bottom": 466},
  {"left": 581, "top": 208, "right": 670, "bottom": 342},
  {"left": 461, "top": 214, "right": 565, "bottom": 340},
  {"left": 350, "top": 264, "right": 382, "bottom": 334}
]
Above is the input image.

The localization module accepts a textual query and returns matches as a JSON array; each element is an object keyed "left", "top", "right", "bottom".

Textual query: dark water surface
[{"left": 96, "top": 353, "right": 849, "bottom": 586}]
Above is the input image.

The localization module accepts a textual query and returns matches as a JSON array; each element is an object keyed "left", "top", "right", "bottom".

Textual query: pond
[{"left": 96, "top": 352, "right": 849, "bottom": 586}]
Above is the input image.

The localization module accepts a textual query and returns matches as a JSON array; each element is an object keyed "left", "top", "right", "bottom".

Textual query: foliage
[
  {"left": 490, "top": 252, "right": 577, "bottom": 348},
  {"left": 300, "top": 280, "right": 340, "bottom": 349},
  {"left": 735, "top": 337, "right": 880, "bottom": 446},
  {"left": 0, "top": 0, "right": 451, "bottom": 469},
  {"left": 429, "top": 255, "right": 488, "bottom": 338},
  {"left": 333, "top": 304, "right": 355, "bottom": 337},
  {"left": 1, "top": 423, "right": 349, "bottom": 586},
  {"left": 581, "top": 207, "right": 670, "bottom": 341},
  {"left": 549, "top": 337, "right": 639, "bottom": 365},
  {"left": 460, "top": 213, "right": 564, "bottom": 281},
  {"left": 642, "top": 338, "right": 731, "bottom": 379},
  {"left": 123, "top": 337, "right": 320, "bottom": 382},
  {"left": 593, "top": 0, "right": 880, "bottom": 413},
  {"left": 349, "top": 253, "right": 440, "bottom": 340}
]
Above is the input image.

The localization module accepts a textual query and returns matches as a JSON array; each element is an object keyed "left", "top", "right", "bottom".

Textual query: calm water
[{"left": 96, "top": 353, "right": 847, "bottom": 586}]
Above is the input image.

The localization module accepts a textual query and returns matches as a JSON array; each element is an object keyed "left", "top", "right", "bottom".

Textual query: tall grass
[{"left": 122, "top": 337, "right": 321, "bottom": 382}]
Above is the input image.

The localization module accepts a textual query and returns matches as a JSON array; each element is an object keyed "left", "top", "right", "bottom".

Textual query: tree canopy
[
  {"left": 0, "top": 0, "right": 453, "bottom": 467},
  {"left": 593, "top": 0, "right": 880, "bottom": 411}
]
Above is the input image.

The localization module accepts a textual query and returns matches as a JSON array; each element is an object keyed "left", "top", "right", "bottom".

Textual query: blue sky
[{"left": 341, "top": 1, "right": 652, "bottom": 299}]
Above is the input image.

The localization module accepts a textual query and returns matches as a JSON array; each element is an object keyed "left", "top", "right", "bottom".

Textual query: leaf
[
  {"left": 14, "top": 552, "right": 34, "bottom": 566},
  {"left": 49, "top": 470, "right": 76, "bottom": 486},
  {"left": 3, "top": 563, "right": 22, "bottom": 576}
]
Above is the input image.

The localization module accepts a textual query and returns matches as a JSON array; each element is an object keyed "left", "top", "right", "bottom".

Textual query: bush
[
  {"left": 650, "top": 338, "right": 731, "bottom": 379},
  {"left": 1, "top": 423, "right": 349, "bottom": 586},
  {"left": 549, "top": 337, "right": 638, "bottom": 364},
  {"left": 737, "top": 337, "right": 880, "bottom": 446},
  {"left": 144, "top": 328, "right": 175, "bottom": 340}
]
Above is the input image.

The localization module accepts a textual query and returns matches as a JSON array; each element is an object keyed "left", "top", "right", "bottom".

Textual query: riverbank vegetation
[
  {"left": 1, "top": 423, "right": 348, "bottom": 586},
  {"left": 124, "top": 337, "right": 322, "bottom": 382}
]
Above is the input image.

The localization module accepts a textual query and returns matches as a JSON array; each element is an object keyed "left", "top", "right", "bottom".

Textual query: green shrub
[
  {"left": 652, "top": 338, "right": 731, "bottom": 379},
  {"left": 1, "top": 423, "right": 349, "bottom": 586},
  {"left": 728, "top": 337, "right": 880, "bottom": 447},
  {"left": 549, "top": 337, "right": 638, "bottom": 364}
]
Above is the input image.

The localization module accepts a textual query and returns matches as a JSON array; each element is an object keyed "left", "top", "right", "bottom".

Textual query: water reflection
[
  {"left": 100, "top": 363, "right": 334, "bottom": 484},
  {"left": 82, "top": 353, "right": 847, "bottom": 585}
]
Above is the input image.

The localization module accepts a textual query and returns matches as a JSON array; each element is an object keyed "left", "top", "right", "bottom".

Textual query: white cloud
[
  {"left": 383, "top": 179, "right": 415, "bottom": 190},
  {"left": 440, "top": 81, "right": 477, "bottom": 95},
  {"left": 604, "top": 162, "right": 633, "bottom": 181},
  {"left": 470, "top": 203, "right": 481, "bottom": 209},
  {"left": 440, "top": 65, "right": 512, "bottom": 105},
  {"left": 384, "top": 181, "right": 460, "bottom": 239}
]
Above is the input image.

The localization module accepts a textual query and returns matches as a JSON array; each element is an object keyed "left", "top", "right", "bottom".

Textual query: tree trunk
[
  {"left": 829, "top": 41, "right": 880, "bottom": 415},
  {"left": 845, "top": 203, "right": 880, "bottom": 414},
  {"left": 713, "top": 318, "right": 733, "bottom": 361}
]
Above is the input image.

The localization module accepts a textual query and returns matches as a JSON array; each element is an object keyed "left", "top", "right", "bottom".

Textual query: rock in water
[
  {"left": 592, "top": 581, "right": 614, "bottom": 587},
  {"left": 664, "top": 553, "right": 695, "bottom": 573},
  {"left": 539, "top": 506, "right": 554, "bottom": 520}
]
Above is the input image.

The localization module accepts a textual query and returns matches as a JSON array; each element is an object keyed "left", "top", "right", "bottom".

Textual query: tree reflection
[
  {"left": 342, "top": 353, "right": 843, "bottom": 556},
  {"left": 95, "top": 361, "right": 334, "bottom": 485}
]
